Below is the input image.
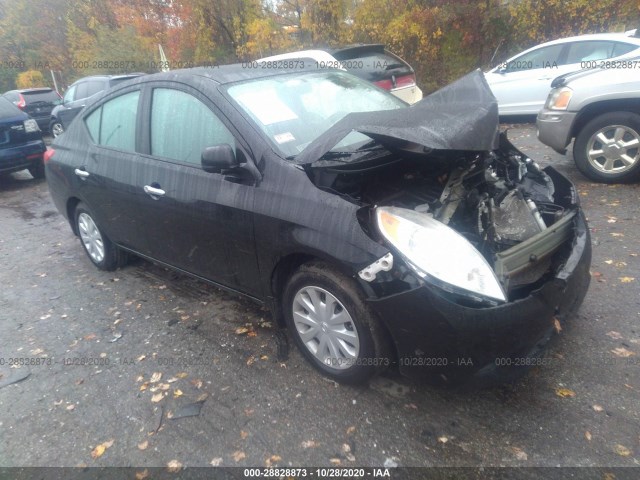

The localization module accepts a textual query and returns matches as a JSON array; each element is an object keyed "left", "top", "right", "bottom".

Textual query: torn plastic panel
[{"left": 294, "top": 69, "right": 499, "bottom": 165}]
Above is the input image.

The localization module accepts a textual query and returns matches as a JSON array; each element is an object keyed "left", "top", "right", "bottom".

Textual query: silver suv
[{"left": 537, "top": 65, "right": 640, "bottom": 183}]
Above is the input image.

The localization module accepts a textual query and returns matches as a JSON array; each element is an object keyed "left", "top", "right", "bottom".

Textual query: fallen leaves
[
  {"left": 301, "top": 440, "right": 318, "bottom": 449},
  {"left": 614, "top": 444, "right": 631, "bottom": 457},
  {"left": 166, "top": 460, "right": 183, "bottom": 472},
  {"left": 592, "top": 404, "right": 604, "bottom": 412},
  {"left": 90, "top": 439, "right": 114, "bottom": 459},
  {"left": 173, "top": 389, "right": 183, "bottom": 398},
  {"left": 619, "top": 277, "right": 635, "bottom": 283},
  {"left": 553, "top": 317, "right": 562, "bottom": 334},
  {"left": 210, "top": 457, "right": 223, "bottom": 466},
  {"left": 151, "top": 393, "right": 164, "bottom": 403},
  {"left": 265, "top": 455, "right": 281, "bottom": 467},
  {"left": 138, "top": 440, "right": 149, "bottom": 451},
  {"left": 510, "top": 446, "right": 528, "bottom": 461},
  {"left": 149, "top": 372, "right": 162, "bottom": 383},
  {"left": 135, "top": 469, "right": 149, "bottom": 480},
  {"left": 555, "top": 388, "right": 576, "bottom": 398},
  {"left": 585, "top": 431, "right": 592, "bottom": 441},
  {"left": 606, "top": 331, "right": 623, "bottom": 340},
  {"left": 232, "top": 451, "right": 246, "bottom": 462},
  {"left": 611, "top": 347, "right": 635, "bottom": 358},
  {"left": 437, "top": 436, "right": 449, "bottom": 444}
]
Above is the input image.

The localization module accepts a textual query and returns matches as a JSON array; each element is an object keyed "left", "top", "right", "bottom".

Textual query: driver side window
[{"left": 150, "top": 88, "right": 236, "bottom": 166}]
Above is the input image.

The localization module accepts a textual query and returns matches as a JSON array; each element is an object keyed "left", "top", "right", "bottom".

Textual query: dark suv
[
  {"left": 0, "top": 96, "right": 46, "bottom": 178},
  {"left": 50, "top": 74, "right": 143, "bottom": 137},
  {"left": 2, "top": 88, "right": 61, "bottom": 133}
]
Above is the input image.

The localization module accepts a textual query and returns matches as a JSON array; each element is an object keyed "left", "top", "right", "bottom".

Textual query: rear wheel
[
  {"left": 574, "top": 112, "right": 640, "bottom": 183},
  {"left": 28, "top": 158, "right": 45, "bottom": 179},
  {"left": 74, "top": 203, "right": 127, "bottom": 271},
  {"left": 283, "top": 262, "right": 389, "bottom": 384}
]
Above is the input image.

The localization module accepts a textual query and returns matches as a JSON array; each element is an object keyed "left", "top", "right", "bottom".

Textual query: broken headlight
[{"left": 376, "top": 206, "right": 506, "bottom": 303}]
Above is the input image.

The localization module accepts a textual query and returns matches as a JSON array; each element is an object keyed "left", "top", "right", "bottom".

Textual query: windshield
[{"left": 226, "top": 70, "right": 405, "bottom": 158}]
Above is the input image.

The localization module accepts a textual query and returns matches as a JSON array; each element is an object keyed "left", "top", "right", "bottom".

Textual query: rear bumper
[
  {"left": 368, "top": 211, "right": 591, "bottom": 387},
  {"left": 0, "top": 139, "right": 46, "bottom": 174},
  {"left": 537, "top": 110, "right": 577, "bottom": 153}
]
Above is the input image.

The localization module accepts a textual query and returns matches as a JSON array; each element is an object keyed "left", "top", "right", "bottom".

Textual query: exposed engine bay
[{"left": 307, "top": 134, "right": 579, "bottom": 301}]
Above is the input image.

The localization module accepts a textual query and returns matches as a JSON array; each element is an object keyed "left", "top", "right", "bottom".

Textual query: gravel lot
[{"left": 0, "top": 125, "right": 639, "bottom": 473}]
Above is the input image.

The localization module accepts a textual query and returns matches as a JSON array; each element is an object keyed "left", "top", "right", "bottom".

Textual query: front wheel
[
  {"left": 283, "top": 262, "right": 390, "bottom": 384},
  {"left": 74, "top": 203, "right": 127, "bottom": 271},
  {"left": 573, "top": 112, "right": 640, "bottom": 183}
]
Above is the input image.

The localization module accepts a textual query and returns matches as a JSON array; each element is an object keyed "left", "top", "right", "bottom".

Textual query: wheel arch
[
  {"left": 66, "top": 197, "right": 82, "bottom": 235},
  {"left": 571, "top": 99, "right": 640, "bottom": 139}
]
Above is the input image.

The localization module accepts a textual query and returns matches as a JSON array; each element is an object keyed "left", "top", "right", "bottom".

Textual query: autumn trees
[{"left": 0, "top": 0, "right": 638, "bottom": 93}]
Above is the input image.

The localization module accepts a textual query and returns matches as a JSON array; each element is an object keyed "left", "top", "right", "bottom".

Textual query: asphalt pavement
[{"left": 0, "top": 125, "right": 639, "bottom": 473}]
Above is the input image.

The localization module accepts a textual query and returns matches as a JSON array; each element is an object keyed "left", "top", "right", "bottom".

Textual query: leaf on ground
[
  {"left": 246, "top": 356, "right": 255, "bottom": 366},
  {"left": 150, "top": 372, "right": 162, "bottom": 383},
  {"left": 135, "top": 469, "right": 149, "bottom": 480},
  {"left": 232, "top": 451, "right": 246, "bottom": 462},
  {"left": 151, "top": 393, "right": 164, "bottom": 403},
  {"left": 137, "top": 355, "right": 146, "bottom": 362},
  {"left": 210, "top": 457, "right": 223, "bottom": 466},
  {"left": 176, "top": 372, "right": 188, "bottom": 379},
  {"left": 619, "top": 277, "right": 635, "bottom": 283},
  {"left": 135, "top": 375, "right": 144, "bottom": 383},
  {"left": 611, "top": 347, "right": 635, "bottom": 357},
  {"left": 139, "top": 382, "right": 149, "bottom": 392},
  {"left": 191, "top": 379, "right": 203, "bottom": 389},
  {"left": 330, "top": 458, "right": 341, "bottom": 465},
  {"left": 346, "top": 426, "right": 356, "bottom": 435},
  {"left": 610, "top": 233, "right": 624, "bottom": 237},
  {"left": 301, "top": 440, "right": 318, "bottom": 448},
  {"left": 167, "top": 377, "right": 178, "bottom": 383},
  {"left": 511, "top": 446, "right": 528, "bottom": 461},
  {"left": 173, "top": 389, "right": 183, "bottom": 398},
  {"left": 556, "top": 388, "right": 576, "bottom": 398},
  {"left": 66, "top": 404, "right": 75, "bottom": 411},
  {"left": 138, "top": 440, "right": 148, "bottom": 451},
  {"left": 84, "top": 333, "right": 97, "bottom": 341},
  {"left": 159, "top": 383, "right": 170, "bottom": 391},
  {"left": 614, "top": 444, "right": 631, "bottom": 456},
  {"left": 437, "top": 436, "right": 449, "bottom": 444},
  {"left": 606, "top": 331, "right": 623, "bottom": 340},
  {"left": 90, "top": 439, "right": 114, "bottom": 459},
  {"left": 235, "top": 327, "right": 250, "bottom": 335},
  {"left": 585, "top": 431, "right": 592, "bottom": 441},
  {"left": 240, "top": 430, "right": 248, "bottom": 439},
  {"left": 265, "top": 455, "right": 281, "bottom": 467},
  {"left": 553, "top": 317, "right": 562, "bottom": 334},
  {"left": 166, "top": 460, "right": 182, "bottom": 472},
  {"left": 592, "top": 404, "right": 604, "bottom": 412}
]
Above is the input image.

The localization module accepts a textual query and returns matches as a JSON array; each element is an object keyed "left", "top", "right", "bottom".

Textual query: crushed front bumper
[
  {"left": 536, "top": 109, "right": 577, "bottom": 154},
  {"left": 368, "top": 210, "right": 591, "bottom": 387}
]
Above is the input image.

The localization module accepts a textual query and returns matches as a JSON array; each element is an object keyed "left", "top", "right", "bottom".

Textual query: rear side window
[
  {"left": 150, "top": 88, "right": 235, "bottom": 165},
  {"left": 334, "top": 50, "right": 411, "bottom": 82},
  {"left": 84, "top": 91, "right": 140, "bottom": 151},
  {"left": 63, "top": 85, "right": 76, "bottom": 103},
  {"left": 564, "top": 41, "right": 618, "bottom": 64},
  {"left": 74, "top": 82, "right": 89, "bottom": 101},
  {"left": 612, "top": 42, "right": 638, "bottom": 57}
]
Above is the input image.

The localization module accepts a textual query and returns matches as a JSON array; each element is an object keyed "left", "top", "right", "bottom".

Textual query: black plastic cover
[{"left": 295, "top": 69, "right": 500, "bottom": 164}]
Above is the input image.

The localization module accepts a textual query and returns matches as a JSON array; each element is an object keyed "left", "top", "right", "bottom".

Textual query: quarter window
[
  {"left": 150, "top": 88, "right": 235, "bottom": 165},
  {"left": 564, "top": 41, "right": 618, "bottom": 64},
  {"left": 504, "top": 44, "right": 565, "bottom": 72},
  {"left": 83, "top": 91, "right": 140, "bottom": 151}
]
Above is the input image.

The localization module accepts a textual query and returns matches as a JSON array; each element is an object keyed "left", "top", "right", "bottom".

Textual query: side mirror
[{"left": 201, "top": 144, "right": 238, "bottom": 173}]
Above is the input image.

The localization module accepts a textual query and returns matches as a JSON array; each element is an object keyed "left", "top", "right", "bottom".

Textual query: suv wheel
[
  {"left": 75, "top": 203, "right": 127, "bottom": 271},
  {"left": 574, "top": 112, "right": 640, "bottom": 183},
  {"left": 28, "top": 157, "right": 45, "bottom": 179},
  {"left": 282, "top": 262, "right": 390, "bottom": 384},
  {"left": 50, "top": 121, "right": 64, "bottom": 138}
]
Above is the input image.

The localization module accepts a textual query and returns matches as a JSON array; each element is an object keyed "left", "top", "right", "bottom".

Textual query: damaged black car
[{"left": 45, "top": 65, "right": 591, "bottom": 386}]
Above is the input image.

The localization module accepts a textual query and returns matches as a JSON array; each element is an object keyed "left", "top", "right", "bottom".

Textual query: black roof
[{"left": 5, "top": 87, "right": 55, "bottom": 94}]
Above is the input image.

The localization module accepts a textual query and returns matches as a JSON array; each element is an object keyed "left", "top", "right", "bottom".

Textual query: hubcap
[
  {"left": 78, "top": 213, "right": 105, "bottom": 264},
  {"left": 292, "top": 286, "right": 360, "bottom": 370},
  {"left": 52, "top": 123, "right": 64, "bottom": 137},
  {"left": 587, "top": 125, "right": 640, "bottom": 175}
]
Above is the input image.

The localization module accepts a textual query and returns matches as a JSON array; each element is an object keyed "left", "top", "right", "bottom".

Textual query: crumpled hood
[{"left": 294, "top": 69, "right": 499, "bottom": 164}]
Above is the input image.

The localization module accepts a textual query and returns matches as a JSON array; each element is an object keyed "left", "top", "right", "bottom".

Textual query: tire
[
  {"left": 28, "top": 158, "right": 45, "bottom": 179},
  {"left": 573, "top": 111, "right": 640, "bottom": 183},
  {"left": 50, "top": 120, "right": 64, "bottom": 138},
  {"left": 282, "top": 261, "right": 390, "bottom": 384},
  {"left": 74, "top": 203, "right": 127, "bottom": 271}
]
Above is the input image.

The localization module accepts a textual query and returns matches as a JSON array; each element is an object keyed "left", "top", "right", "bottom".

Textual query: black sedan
[{"left": 45, "top": 64, "right": 591, "bottom": 386}]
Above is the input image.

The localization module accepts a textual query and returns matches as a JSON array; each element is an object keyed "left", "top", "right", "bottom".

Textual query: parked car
[
  {"left": 2, "top": 87, "right": 61, "bottom": 133},
  {"left": 485, "top": 32, "right": 640, "bottom": 115},
  {"left": 259, "top": 44, "right": 423, "bottom": 104},
  {"left": 0, "top": 96, "right": 46, "bottom": 178},
  {"left": 46, "top": 65, "right": 590, "bottom": 386},
  {"left": 49, "top": 73, "right": 143, "bottom": 137},
  {"left": 537, "top": 64, "right": 640, "bottom": 183}
]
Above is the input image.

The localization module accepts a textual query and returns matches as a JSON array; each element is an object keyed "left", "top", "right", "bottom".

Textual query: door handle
[
  {"left": 144, "top": 185, "right": 165, "bottom": 198},
  {"left": 74, "top": 168, "right": 89, "bottom": 178}
]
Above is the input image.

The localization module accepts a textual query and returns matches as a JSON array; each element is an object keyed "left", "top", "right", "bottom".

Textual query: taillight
[
  {"left": 44, "top": 148, "right": 55, "bottom": 163},
  {"left": 374, "top": 74, "right": 417, "bottom": 91},
  {"left": 16, "top": 93, "right": 26, "bottom": 109}
]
